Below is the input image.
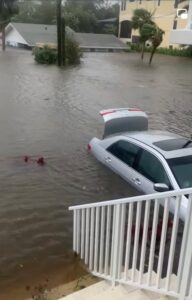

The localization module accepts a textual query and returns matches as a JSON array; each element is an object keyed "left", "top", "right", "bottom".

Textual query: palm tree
[
  {"left": 131, "top": 8, "right": 154, "bottom": 60},
  {"left": 0, "top": 0, "right": 18, "bottom": 50},
  {"left": 149, "top": 26, "right": 164, "bottom": 64}
]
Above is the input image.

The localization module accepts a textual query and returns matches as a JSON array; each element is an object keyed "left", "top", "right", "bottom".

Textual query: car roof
[{"left": 122, "top": 130, "right": 192, "bottom": 159}]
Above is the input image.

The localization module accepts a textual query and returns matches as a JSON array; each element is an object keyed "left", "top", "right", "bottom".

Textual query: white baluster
[
  {"left": 118, "top": 203, "right": 126, "bottom": 279},
  {"left": 80, "top": 209, "right": 85, "bottom": 259},
  {"left": 89, "top": 207, "right": 95, "bottom": 270},
  {"left": 139, "top": 200, "right": 151, "bottom": 284},
  {"left": 94, "top": 207, "right": 100, "bottom": 272},
  {"left": 110, "top": 206, "right": 116, "bottom": 277},
  {"left": 112, "top": 204, "right": 121, "bottom": 285},
  {"left": 165, "top": 196, "right": 181, "bottom": 291},
  {"left": 85, "top": 208, "right": 90, "bottom": 265},
  {"left": 156, "top": 198, "right": 169, "bottom": 288},
  {"left": 147, "top": 200, "right": 159, "bottom": 286},
  {"left": 132, "top": 201, "right": 142, "bottom": 282},
  {"left": 77, "top": 209, "right": 81, "bottom": 255},
  {"left": 179, "top": 199, "right": 192, "bottom": 300},
  {"left": 99, "top": 206, "right": 105, "bottom": 273},
  {"left": 104, "top": 205, "right": 111, "bottom": 275},
  {"left": 177, "top": 195, "right": 192, "bottom": 293},
  {"left": 124, "top": 202, "right": 133, "bottom": 280},
  {"left": 73, "top": 210, "right": 77, "bottom": 252}
]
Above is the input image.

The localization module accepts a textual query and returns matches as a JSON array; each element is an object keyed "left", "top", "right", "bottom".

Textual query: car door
[
  {"left": 133, "top": 148, "right": 172, "bottom": 194},
  {"left": 106, "top": 139, "right": 142, "bottom": 188}
]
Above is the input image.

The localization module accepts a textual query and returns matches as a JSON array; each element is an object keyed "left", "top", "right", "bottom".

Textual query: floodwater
[{"left": 0, "top": 49, "right": 191, "bottom": 299}]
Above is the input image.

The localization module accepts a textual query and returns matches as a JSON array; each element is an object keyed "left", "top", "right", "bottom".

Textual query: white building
[{"left": 170, "top": 0, "right": 192, "bottom": 45}]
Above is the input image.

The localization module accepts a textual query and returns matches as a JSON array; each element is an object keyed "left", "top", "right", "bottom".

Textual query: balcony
[{"left": 170, "top": 29, "right": 192, "bottom": 45}]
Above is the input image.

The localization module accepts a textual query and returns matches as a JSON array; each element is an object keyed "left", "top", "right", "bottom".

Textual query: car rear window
[{"left": 153, "top": 138, "right": 192, "bottom": 151}]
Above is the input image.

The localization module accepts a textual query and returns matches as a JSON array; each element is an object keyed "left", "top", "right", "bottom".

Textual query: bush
[
  {"left": 156, "top": 46, "right": 192, "bottom": 57},
  {"left": 66, "top": 36, "right": 82, "bottom": 65},
  {"left": 33, "top": 46, "right": 57, "bottom": 64},
  {"left": 33, "top": 37, "right": 82, "bottom": 65},
  {"left": 128, "top": 43, "right": 192, "bottom": 57}
]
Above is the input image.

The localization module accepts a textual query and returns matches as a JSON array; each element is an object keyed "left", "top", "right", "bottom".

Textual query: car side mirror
[{"left": 154, "top": 183, "right": 169, "bottom": 192}]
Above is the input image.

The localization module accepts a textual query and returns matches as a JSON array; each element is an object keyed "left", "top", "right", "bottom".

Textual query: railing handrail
[{"left": 69, "top": 187, "right": 192, "bottom": 211}]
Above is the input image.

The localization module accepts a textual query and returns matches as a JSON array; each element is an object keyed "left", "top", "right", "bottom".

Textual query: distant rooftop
[
  {"left": 7, "top": 23, "right": 72, "bottom": 46},
  {"left": 6, "top": 22, "right": 127, "bottom": 51}
]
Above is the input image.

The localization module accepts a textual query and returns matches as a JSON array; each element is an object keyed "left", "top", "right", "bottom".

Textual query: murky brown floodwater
[{"left": 0, "top": 49, "right": 191, "bottom": 299}]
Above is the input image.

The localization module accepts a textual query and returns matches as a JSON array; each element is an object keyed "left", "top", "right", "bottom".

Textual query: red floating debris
[
  {"left": 87, "top": 143, "right": 91, "bottom": 152},
  {"left": 37, "top": 157, "right": 45, "bottom": 166},
  {"left": 24, "top": 156, "right": 29, "bottom": 162}
]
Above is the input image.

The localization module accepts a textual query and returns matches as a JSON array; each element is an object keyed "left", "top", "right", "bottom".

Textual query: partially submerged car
[{"left": 88, "top": 108, "right": 192, "bottom": 221}]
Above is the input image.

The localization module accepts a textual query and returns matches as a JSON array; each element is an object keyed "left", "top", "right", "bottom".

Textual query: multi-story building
[{"left": 119, "top": 0, "right": 192, "bottom": 47}]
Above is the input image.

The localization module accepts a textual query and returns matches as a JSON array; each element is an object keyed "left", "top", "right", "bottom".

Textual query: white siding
[{"left": 6, "top": 27, "right": 28, "bottom": 47}]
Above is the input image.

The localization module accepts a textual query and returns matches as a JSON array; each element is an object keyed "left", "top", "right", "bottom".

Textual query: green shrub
[
  {"left": 33, "top": 37, "right": 82, "bottom": 65},
  {"left": 156, "top": 46, "right": 192, "bottom": 57},
  {"left": 33, "top": 46, "right": 57, "bottom": 64},
  {"left": 66, "top": 36, "right": 82, "bottom": 65},
  {"left": 129, "top": 43, "right": 192, "bottom": 57}
]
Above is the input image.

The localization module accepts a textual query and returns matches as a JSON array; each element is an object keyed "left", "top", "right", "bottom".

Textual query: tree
[
  {"left": 33, "top": 0, "right": 56, "bottom": 24},
  {"left": 149, "top": 26, "right": 164, "bottom": 64},
  {"left": 13, "top": 0, "right": 56, "bottom": 24},
  {"left": 63, "top": 0, "right": 118, "bottom": 34},
  {"left": 131, "top": 8, "right": 164, "bottom": 64},
  {"left": 131, "top": 8, "right": 154, "bottom": 60},
  {"left": 0, "top": 0, "right": 18, "bottom": 50},
  {"left": 63, "top": 2, "right": 97, "bottom": 33}
]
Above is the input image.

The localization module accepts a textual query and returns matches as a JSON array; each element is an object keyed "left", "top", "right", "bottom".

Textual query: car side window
[
  {"left": 137, "top": 149, "right": 170, "bottom": 186},
  {"left": 107, "top": 140, "right": 141, "bottom": 168}
]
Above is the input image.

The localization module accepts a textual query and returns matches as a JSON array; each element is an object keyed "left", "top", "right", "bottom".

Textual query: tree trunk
[
  {"left": 149, "top": 47, "right": 156, "bottom": 65},
  {"left": 141, "top": 43, "right": 145, "bottom": 60},
  {"left": 2, "top": 27, "right": 5, "bottom": 51},
  {"left": 57, "top": 0, "right": 62, "bottom": 66}
]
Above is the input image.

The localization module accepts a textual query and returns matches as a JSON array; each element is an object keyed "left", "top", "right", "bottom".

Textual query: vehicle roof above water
[{"left": 120, "top": 130, "right": 192, "bottom": 159}]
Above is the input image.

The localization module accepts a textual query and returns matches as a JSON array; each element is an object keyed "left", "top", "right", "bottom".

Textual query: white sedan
[{"left": 88, "top": 108, "right": 192, "bottom": 221}]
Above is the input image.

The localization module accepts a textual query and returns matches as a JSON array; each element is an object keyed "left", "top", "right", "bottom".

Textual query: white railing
[{"left": 69, "top": 188, "right": 192, "bottom": 300}]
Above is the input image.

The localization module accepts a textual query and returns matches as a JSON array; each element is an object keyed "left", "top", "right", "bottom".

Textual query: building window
[
  {"left": 120, "top": 20, "right": 132, "bottom": 38},
  {"left": 174, "top": 0, "right": 178, "bottom": 9},
  {"left": 121, "top": 0, "right": 126, "bottom": 11},
  {"left": 173, "top": 20, "right": 177, "bottom": 30}
]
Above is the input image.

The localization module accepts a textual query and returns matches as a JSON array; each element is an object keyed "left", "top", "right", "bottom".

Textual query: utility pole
[
  {"left": 56, "top": 0, "right": 65, "bottom": 66},
  {"left": 61, "top": 16, "right": 66, "bottom": 66}
]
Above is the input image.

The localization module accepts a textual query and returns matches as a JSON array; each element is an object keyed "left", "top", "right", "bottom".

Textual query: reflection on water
[{"left": 0, "top": 49, "right": 191, "bottom": 297}]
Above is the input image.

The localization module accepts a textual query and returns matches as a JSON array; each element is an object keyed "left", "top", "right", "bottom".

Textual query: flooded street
[{"left": 0, "top": 49, "right": 191, "bottom": 299}]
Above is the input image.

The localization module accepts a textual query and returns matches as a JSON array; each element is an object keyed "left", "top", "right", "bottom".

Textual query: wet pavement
[{"left": 0, "top": 49, "right": 191, "bottom": 299}]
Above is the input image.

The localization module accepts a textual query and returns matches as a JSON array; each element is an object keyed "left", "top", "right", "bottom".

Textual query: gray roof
[
  {"left": 7, "top": 22, "right": 127, "bottom": 50},
  {"left": 73, "top": 32, "right": 127, "bottom": 49},
  {"left": 124, "top": 130, "right": 192, "bottom": 159},
  {"left": 11, "top": 22, "right": 58, "bottom": 46}
]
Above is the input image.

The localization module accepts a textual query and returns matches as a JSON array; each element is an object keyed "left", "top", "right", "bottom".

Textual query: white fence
[{"left": 69, "top": 188, "right": 192, "bottom": 300}]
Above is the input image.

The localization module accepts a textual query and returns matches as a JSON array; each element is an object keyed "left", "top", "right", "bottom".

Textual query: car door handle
[
  {"left": 104, "top": 157, "right": 112, "bottom": 163},
  {"left": 132, "top": 177, "right": 141, "bottom": 185}
]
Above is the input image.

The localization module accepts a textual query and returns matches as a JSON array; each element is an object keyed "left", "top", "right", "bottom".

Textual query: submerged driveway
[{"left": 0, "top": 49, "right": 191, "bottom": 298}]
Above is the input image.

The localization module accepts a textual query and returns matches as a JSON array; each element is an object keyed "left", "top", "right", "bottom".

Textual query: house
[
  {"left": 119, "top": 0, "right": 192, "bottom": 47},
  {"left": 5, "top": 22, "right": 57, "bottom": 49},
  {"left": 5, "top": 22, "right": 127, "bottom": 52}
]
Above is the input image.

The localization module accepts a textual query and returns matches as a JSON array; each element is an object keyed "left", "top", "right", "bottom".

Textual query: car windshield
[{"left": 167, "top": 156, "right": 192, "bottom": 188}]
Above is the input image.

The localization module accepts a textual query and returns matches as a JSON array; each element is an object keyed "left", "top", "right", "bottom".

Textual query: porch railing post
[
  {"left": 179, "top": 198, "right": 192, "bottom": 300},
  {"left": 112, "top": 204, "right": 121, "bottom": 286}
]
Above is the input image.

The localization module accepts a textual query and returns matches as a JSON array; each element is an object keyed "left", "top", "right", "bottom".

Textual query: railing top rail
[{"left": 69, "top": 187, "right": 192, "bottom": 211}]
